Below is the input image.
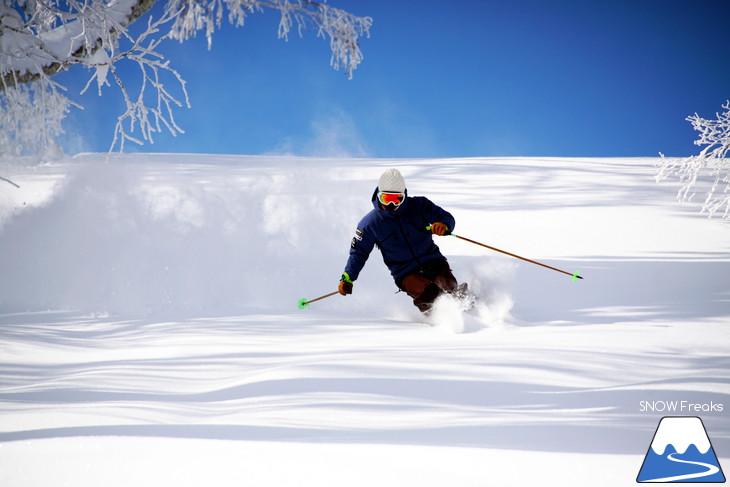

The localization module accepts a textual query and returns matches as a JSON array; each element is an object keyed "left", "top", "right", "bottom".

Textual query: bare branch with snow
[
  {"left": 658, "top": 101, "right": 730, "bottom": 220},
  {"left": 0, "top": 0, "right": 371, "bottom": 158}
]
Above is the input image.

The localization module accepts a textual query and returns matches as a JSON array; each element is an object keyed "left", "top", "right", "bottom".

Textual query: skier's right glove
[{"left": 338, "top": 273, "right": 353, "bottom": 295}]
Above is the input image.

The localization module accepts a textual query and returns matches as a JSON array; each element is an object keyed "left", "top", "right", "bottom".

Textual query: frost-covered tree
[
  {"left": 0, "top": 0, "right": 371, "bottom": 157},
  {"left": 658, "top": 101, "right": 730, "bottom": 219}
]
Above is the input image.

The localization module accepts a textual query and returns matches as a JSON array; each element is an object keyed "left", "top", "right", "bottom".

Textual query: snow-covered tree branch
[
  {"left": 658, "top": 101, "right": 730, "bottom": 220},
  {"left": 0, "top": 0, "right": 371, "bottom": 157}
]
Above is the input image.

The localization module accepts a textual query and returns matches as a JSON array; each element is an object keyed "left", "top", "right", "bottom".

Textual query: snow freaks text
[{"left": 639, "top": 401, "right": 724, "bottom": 413}]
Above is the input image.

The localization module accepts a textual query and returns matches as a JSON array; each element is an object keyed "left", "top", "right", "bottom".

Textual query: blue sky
[{"left": 59, "top": 0, "right": 730, "bottom": 158}]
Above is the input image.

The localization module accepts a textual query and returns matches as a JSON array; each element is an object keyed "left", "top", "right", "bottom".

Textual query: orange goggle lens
[{"left": 378, "top": 191, "right": 405, "bottom": 206}]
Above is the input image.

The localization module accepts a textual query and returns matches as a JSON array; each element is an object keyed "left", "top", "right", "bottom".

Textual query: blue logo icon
[{"left": 637, "top": 416, "right": 725, "bottom": 483}]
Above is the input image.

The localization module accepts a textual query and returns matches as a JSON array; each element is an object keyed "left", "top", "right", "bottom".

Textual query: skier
[{"left": 338, "top": 168, "right": 463, "bottom": 313}]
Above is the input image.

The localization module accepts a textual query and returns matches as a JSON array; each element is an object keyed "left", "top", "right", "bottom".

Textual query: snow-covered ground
[{"left": 0, "top": 154, "right": 728, "bottom": 486}]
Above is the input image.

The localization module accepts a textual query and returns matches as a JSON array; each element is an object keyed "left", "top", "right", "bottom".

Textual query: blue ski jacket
[{"left": 344, "top": 189, "right": 456, "bottom": 285}]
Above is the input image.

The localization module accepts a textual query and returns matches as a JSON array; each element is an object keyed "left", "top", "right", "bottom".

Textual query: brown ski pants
[{"left": 398, "top": 258, "right": 458, "bottom": 313}]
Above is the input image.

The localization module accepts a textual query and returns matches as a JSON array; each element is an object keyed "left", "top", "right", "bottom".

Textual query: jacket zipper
[{"left": 396, "top": 216, "right": 422, "bottom": 268}]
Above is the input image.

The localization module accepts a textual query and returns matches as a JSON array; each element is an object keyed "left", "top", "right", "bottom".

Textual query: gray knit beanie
[{"left": 378, "top": 169, "right": 406, "bottom": 193}]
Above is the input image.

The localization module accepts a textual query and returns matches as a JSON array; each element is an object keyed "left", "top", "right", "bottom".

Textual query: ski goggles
[{"left": 377, "top": 191, "right": 405, "bottom": 206}]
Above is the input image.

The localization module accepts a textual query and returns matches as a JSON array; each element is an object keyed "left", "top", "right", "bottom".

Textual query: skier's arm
[
  {"left": 340, "top": 221, "right": 376, "bottom": 293},
  {"left": 425, "top": 199, "right": 455, "bottom": 235}
]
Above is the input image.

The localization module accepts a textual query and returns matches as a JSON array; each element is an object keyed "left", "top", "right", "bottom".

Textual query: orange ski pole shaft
[{"left": 427, "top": 226, "right": 583, "bottom": 281}]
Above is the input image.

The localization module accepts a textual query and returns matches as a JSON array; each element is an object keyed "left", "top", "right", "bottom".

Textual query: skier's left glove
[{"left": 430, "top": 222, "right": 449, "bottom": 236}]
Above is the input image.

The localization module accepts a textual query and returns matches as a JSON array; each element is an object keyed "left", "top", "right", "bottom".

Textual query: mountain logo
[{"left": 637, "top": 416, "right": 725, "bottom": 483}]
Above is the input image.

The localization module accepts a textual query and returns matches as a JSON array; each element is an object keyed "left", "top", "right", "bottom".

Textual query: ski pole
[
  {"left": 298, "top": 291, "right": 339, "bottom": 309},
  {"left": 428, "top": 227, "right": 583, "bottom": 281}
]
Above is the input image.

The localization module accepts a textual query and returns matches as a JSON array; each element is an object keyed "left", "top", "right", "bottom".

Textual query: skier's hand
[
  {"left": 338, "top": 275, "right": 353, "bottom": 295},
  {"left": 430, "top": 222, "right": 449, "bottom": 236},
  {"left": 338, "top": 280, "right": 353, "bottom": 295}
]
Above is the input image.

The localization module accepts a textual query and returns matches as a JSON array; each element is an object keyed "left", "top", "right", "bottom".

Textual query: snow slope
[{"left": 0, "top": 154, "right": 728, "bottom": 486}]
